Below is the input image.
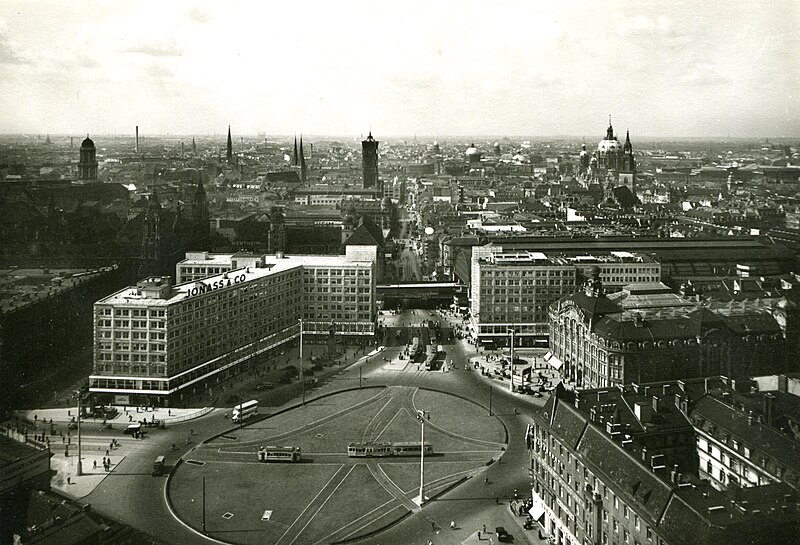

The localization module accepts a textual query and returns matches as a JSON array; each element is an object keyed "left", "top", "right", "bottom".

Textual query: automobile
[
  {"left": 495, "top": 526, "right": 512, "bottom": 542},
  {"left": 255, "top": 382, "right": 274, "bottom": 391},
  {"left": 124, "top": 423, "right": 142, "bottom": 435}
]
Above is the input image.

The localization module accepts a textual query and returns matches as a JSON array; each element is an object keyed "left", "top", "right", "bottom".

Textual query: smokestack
[
  {"left": 70, "top": 136, "right": 74, "bottom": 149},
  {"left": 135, "top": 125, "right": 139, "bottom": 153}
]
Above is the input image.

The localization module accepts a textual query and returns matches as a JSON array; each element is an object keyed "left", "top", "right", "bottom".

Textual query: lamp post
[
  {"left": 299, "top": 318, "right": 305, "bottom": 406},
  {"left": 415, "top": 409, "right": 427, "bottom": 506},
  {"left": 76, "top": 390, "right": 83, "bottom": 476},
  {"left": 508, "top": 328, "right": 516, "bottom": 393}
]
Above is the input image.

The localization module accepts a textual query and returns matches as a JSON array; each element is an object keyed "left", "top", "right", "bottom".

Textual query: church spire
[
  {"left": 226, "top": 125, "right": 232, "bottom": 162},
  {"left": 623, "top": 129, "right": 632, "bottom": 152},
  {"left": 606, "top": 115, "right": 614, "bottom": 140},
  {"left": 293, "top": 135, "right": 299, "bottom": 166}
]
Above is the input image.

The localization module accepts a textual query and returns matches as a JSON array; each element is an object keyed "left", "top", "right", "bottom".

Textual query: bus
[
  {"left": 232, "top": 399, "right": 258, "bottom": 423},
  {"left": 347, "top": 441, "right": 434, "bottom": 457},
  {"left": 258, "top": 446, "right": 301, "bottom": 463}
]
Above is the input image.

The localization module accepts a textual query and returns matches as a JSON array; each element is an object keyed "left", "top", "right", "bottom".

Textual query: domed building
[
  {"left": 580, "top": 117, "right": 637, "bottom": 199},
  {"left": 78, "top": 134, "right": 98, "bottom": 182},
  {"left": 596, "top": 117, "right": 623, "bottom": 171},
  {"left": 465, "top": 143, "right": 482, "bottom": 164}
]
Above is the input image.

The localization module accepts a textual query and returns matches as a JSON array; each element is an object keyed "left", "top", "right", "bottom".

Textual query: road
[{"left": 75, "top": 310, "right": 545, "bottom": 545}]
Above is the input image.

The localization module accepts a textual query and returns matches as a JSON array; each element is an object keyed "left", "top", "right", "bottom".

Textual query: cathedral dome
[
  {"left": 597, "top": 138, "right": 620, "bottom": 155},
  {"left": 81, "top": 136, "right": 95, "bottom": 149},
  {"left": 465, "top": 143, "right": 479, "bottom": 156}
]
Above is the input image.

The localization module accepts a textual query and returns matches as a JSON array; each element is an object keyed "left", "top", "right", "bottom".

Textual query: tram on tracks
[
  {"left": 347, "top": 441, "right": 433, "bottom": 457},
  {"left": 257, "top": 445, "right": 302, "bottom": 462}
]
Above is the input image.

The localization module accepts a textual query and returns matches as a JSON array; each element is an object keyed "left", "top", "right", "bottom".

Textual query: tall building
[
  {"left": 140, "top": 194, "right": 161, "bottom": 276},
  {"left": 362, "top": 132, "right": 379, "bottom": 189},
  {"left": 90, "top": 250, "right": 376, "bottom": 404},
  {"left": 78, "top": 135, "right": 98, "bottom": 182},
  {"left": 190, "top": 179, "right": 210, "bottom": 251}
]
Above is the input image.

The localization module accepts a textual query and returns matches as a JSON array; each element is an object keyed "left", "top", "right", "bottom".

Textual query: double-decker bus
[
  {"left": 258, "top": 446, "right": 302, "bottom": 463},
  {"left": 232, "top": 399, "right": 258, "bottom": 423},
  {"left": 347, "top": 441, "right": 433, "bottom": 457}
]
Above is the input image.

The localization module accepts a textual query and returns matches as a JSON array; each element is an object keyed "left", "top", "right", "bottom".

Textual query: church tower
[
  {"left": 362, "top": 132, "right": 379, "bottom": 189},
  {"left": 191, "top": 178, "right": 210, "bottom": 250},
  {"left": 141, "top": 193, "right": 162, "bottom": 276},
  {"left": 619, "top": 130, "right": 636, "bottom": 195},
  {"left": 226, "top": 126, "right": 233, "bottom": 163},
  {"left": 269, "top": 207, "right": 286, "bottom": 253},
  {"left": 78, "top": 135, "right": 98, "bottom": 182}
]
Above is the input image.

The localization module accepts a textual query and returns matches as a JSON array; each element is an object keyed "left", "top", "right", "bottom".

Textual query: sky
[{"left": 0, "top": 0, "right": 798, "bottom": 138}]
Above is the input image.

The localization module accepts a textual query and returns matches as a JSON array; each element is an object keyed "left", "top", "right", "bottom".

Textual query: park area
[{"left": 167, "top": 386, "right": 506, "bottom": 545}]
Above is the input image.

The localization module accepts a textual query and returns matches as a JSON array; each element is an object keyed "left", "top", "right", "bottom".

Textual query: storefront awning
[
  {"left": 528, "top": 502, "right": 545, "bottom": 521},
  {"left": 549, "top": 354, "right": 563, "bottom": 370}
]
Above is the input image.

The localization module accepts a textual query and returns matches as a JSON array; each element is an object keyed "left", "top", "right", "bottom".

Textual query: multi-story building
[
  {"left": 176, "top": 249, "right": 376, "bottom": 332},
  {"left": 527, "top": 385, "right": 800, "bottom": 545},
  {"left": 468, "top": 246, "right": 659, "bottom": 346},
  {"left": 689, "top": 375, "right": 800, "bottom": 492},
  {"left": 548, "top": 272, "right": 790, "bottom": 388},
  {"left": 90, "top": 251, "right": 376, "bottom": 404}
]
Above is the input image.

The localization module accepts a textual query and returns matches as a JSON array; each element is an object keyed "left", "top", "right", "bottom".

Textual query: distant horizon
[
  {"left": 1, "top": 1, "right": 797, "bottom": 138},
  {"left": 1, "top": 132, "right": 797, "bottom": 144}
]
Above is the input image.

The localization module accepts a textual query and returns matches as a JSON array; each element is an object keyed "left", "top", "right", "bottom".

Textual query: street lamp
[
  {"left": 299, "top": 318, "right": 305, "bottom": 406},
  {"left": 508, "top": 328, "right": 516, "bottom": 394},
  {"left": 74, "top": 389, "right": 84, "bottom": 476},
  {"left": 414, "top": 409, "right": 427, "bottom": 506}
]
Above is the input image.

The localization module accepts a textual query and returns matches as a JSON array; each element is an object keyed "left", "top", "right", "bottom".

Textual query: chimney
[
  {"left": 651, "top": 395, "right": 660, "bottom": 413},
  {"left": 135, "top": 125, "right": 139, "bottom": 153},
  {"left": 276, "top": 251, "right": 285, "bottom": 259},
  {"left": 670, "top": 464, "right": 679, "bottom": 484}
]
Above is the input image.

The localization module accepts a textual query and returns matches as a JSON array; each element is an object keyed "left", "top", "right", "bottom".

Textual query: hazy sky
[{"left": 1, "top": 0, "right": 798, "bottom": 138}]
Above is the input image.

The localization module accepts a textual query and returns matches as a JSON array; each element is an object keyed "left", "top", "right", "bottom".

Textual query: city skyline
[{"left": 0, "top": 0, "right": 798, "bottom": 138}]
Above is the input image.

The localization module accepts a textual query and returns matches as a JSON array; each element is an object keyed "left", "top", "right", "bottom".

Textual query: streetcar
[
  {"left": 232, "top": 399, "right": 258, "bottom": 423},
  {"left": 258, "top": 446, "right": 302, "bottom": 463},
  {"left": 347, "top": 441, "right": 433, "bottom": 457}
]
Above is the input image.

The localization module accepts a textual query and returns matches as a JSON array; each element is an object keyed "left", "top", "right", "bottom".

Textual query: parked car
[
  {"left": 495, "top": 526, "right": 512, "bottom": 543},
  {"left": 255, "top": 382, "right": 274, "bottom": 391}
]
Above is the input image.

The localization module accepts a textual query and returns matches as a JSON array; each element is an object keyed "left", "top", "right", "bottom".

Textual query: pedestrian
[
  {"left": 431, "top": 522, "right": 435, "bottom": 532},
  {"left": 450, "top": 521, "right": 456, "bottom": 530},
  {"left": 67, "top": 477, "right": 70, "bottom": 484},
  {"left": 478, "top": 531, "right": 482, "bottom": 540},
  {"left": 483, "top": 524, "right": 486, "bottom": 533},
  {"left": 93, "top": 460, "right": 97, "bottom": 469},
  {"left": 106, "top": 449, "right": 109, "bottom": 456}
]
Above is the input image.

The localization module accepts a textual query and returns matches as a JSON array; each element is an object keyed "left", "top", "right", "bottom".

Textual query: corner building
[
  {"left": 527, "top": 387, "right": 800, "bottom": 545},
  {"left": 90, "top": 252, "right": 375, "bottom": 404}
]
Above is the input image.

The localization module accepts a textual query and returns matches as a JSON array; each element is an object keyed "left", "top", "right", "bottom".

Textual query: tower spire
[
  {"left": 226, "top": 125, "right": 232, "bottom": 162},
  {"left": 293, "top": 135, "right": 299, "bottom": 166}
]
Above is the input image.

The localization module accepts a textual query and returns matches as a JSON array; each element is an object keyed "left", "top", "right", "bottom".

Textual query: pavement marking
[
  {"left": 274, "top": 464, "right": 348, "bottom": 545},
  {"left": 360, "top": 396, "right": 395, "bottom": 442},
  {"left": 373, "top": 409, "right": 403, "bottom": 442},
  {"left": 314, "top": 498, "right": 396, "bottom": 545},
  {"left": 286, "top": 464, "right": 357, "bottom": 545}
]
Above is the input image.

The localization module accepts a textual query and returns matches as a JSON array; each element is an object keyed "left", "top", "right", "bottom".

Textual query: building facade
[
  {"left": 548, "top": 273, "right": 789, "bottom": 388},
  {"left": 527, "top": 386, "right": 800, "bottom": 545},
  {"left": 90, "top": 251, "right": 376, "bottom": 404},
  {"left": 469, "top": 246, "right": 659, "bottom": 346}
]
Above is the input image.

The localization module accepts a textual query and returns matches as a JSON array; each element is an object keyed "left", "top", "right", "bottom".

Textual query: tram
[
  {"left": 257, "top": 446, "right": 302, "bottom": 462},
  {"left": 347, "top": 441, "right": 433, "bottom": 457}
]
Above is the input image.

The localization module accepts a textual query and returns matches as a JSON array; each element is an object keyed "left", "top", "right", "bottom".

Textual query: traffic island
[{"left": 167, "top": 386, "right": 506, "bottom": 545}]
